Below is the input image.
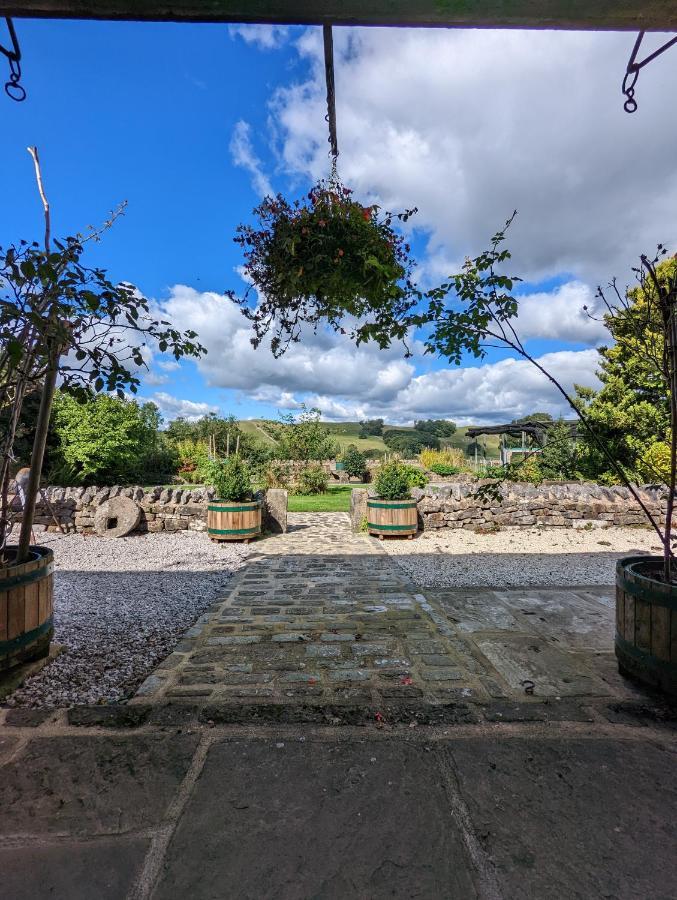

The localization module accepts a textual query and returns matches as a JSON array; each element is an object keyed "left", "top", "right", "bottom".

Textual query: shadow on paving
[{"left": 0, "top": 729, "right": 676, "bottom": 899}]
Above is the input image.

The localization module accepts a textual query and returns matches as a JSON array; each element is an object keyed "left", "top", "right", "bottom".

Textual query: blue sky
[{"left": 2, "top": 21, "right": 676, "bottom": 425}]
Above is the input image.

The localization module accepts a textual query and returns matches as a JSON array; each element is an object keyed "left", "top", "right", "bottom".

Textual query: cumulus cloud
[
  {"left": 514, "top": 281, "right": 607, "bottom": 344},
  {"left": 269, "top": 27, "right": 677, "bottom": 285},
  {"left": 152, "top": 284, "right": 601, "bottom": 424},
  {"left": 229, "top": 24, "right": 289, "bottom": 50},
  {"left": 145, "top": 391, "right": 218, "bottom": 421},
  {"left": 230, "top": 120, "right": 274, "bottom": 197}
]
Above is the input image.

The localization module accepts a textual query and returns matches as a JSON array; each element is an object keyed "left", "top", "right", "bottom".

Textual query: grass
[{"left": 287, "top": 484, "right": 366, "bottom": 512}]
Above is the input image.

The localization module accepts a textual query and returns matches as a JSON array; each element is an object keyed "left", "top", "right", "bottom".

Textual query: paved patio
[
  {"left": 1, "top": 512, "right": 676, "bottom": 899},
  {"left": 133, "top": 512, "right": 648, "bottom": 723}
]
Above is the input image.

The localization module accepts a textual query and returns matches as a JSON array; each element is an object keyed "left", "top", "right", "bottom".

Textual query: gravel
[
  {"left": 382, "top": 525, "right": 660, "bottom": 587},
  {"left": 6, "top": 530, "right": 248, "bottom": 708}
]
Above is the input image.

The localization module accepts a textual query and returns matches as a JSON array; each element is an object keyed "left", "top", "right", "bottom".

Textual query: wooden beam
[{"left": 1, "top": 0, "right": 676, "bottom": 30}]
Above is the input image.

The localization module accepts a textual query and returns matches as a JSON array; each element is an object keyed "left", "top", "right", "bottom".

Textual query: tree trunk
[{"left": 16, "top": 343, "right": 59, "bottom": 563}]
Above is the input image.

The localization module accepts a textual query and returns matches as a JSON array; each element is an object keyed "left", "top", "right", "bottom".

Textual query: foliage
[
  {"left": 538, "top": 419, "right": 577, "bottom": 480},
  {"left": 429, "top": 463, "right": 461, "bottom": 476},
  {"left": 296, "top": 464, "right": 330, "bottom": 495},
  {"left": 173, "top": 439, "right": 212, "bottom": 483},
  {"left": 419, "top": 447, "right": 465, "bottom": 470},
  {"left": 264, "top": 461, "right": 292, "bottom": 491},
  {"left": 359, "top": 418, "right": 384, "bottom": 437},
  {"left": 0, "top": 217, "right": 203, "bottom": 554},
  {"left": 207, "top": 455, "right": 253, "bottom": 502},
  {"left": 575, "top": 258, "right": 675, "bottom": 484},
  {"left": 276, "top": 406, "right": 338, "bottom": 462},
  {"left": 383, "top": 429, "right": 440, "bottom": 456},
  {"left": 640, "top": 439, "right": 671, "bottom": 484},
  {"left": 401, "top": 464, "right": 429, "bottom": 489},
  {"left": 229, "top": 178, "right": 420, "bottom": 357},
  {"left": 340, "top": 445, "right": 367, "bottom": 479},
  {"left": 511, "top": 412, "right": 553, "bottom": 425},
  {"left": 374, "top": 461, "right": 414, "bottom": 500},
  {"left": 414, "top": 418, "right": 457, "bottom": 437},
  {"left": 50, "top": 392, "right": 175, "bottom": 485}
]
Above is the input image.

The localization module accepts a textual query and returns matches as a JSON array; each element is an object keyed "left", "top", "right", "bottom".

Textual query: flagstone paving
[{"left": 133, "top": 512, "right": 651, "bottom": 724}]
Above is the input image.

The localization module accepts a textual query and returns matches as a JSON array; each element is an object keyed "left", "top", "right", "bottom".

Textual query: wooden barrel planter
[
  {"left": 0, "top": 546, "right": 54, "bottom": 671},
  {"left": 367, "top": 498, "right": 418, "bottom": 539},
  {"left": 616, "top": 555, "right": 677, "bottom": 696},
  {"left": 207, "top": 500, "right": 261, "bottom": 543}
]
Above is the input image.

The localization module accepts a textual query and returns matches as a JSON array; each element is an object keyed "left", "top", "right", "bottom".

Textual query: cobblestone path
[{"left": 135, "top": 513, "right": 638, "bottom": 724}]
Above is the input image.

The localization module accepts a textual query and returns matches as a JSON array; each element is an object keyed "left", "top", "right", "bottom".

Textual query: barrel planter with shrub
[
  {"left": 368, "top": 460, "right": 419, "bottom": 540},
  {"left": 616, "top": 555, "right": 677, "bottom": 696},
  {"left": 207, "top": 455, "right": 261, "bottom": 543},
  {"left": 0, "top": 545, "right": 54, "bottom": 670}
]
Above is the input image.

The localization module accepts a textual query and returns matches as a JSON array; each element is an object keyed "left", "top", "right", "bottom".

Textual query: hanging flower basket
[{"left": 228, "top": 179, "right": 421, "bottom": 356}]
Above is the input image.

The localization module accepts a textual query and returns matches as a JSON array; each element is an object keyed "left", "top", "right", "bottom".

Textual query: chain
[
  {"left": 0, "top": 18, "right": 25, "bottom": 102},
  {"left": 323, "top": 24, "right": 339, "bottom": 178},
  {"left": 623, "top": 31, "right": 677, "bottom": 114}
]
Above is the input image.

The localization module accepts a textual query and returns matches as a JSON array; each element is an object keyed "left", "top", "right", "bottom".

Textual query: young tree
[
  {"left": 341, "top": 445, "right": 367, "bottom": 480},
  {"left": 538, "top": 419, "right": 577, "bottom": 480},
  {"left": 0, "top": 148, "right": 204, "bottom": 560},
  {"left": 276, "top": 406, "right": 338, "bottom": 462}
]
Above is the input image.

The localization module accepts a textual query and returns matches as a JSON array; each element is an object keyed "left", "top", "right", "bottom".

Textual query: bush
[
  {"left": 341, "top": 445, "right": 367, "bottom": 479},
  {"left": 429, "top": 463, "right": 460, "bottom": 476},
  {"left": 383, "top": 429, "right": 440, "bottom": 456},
  {"left": 264, "top": 461, "right": 292, "bottom": 490},
  {"left": 419, "top": 447, "right": 465, "bottom": 471},
  {"left": 296, "top": 464, "right": 329, "bottom": 495},
  {"left": 374, "top": 461, "right": 414, "bottom": 500},
  {"left": 208, "top": 456, "right": 253, "bottom": 502}
]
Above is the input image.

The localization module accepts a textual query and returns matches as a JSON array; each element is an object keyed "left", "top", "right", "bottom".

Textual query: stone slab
[
  {"left": 448, "top": 737, "right": 677, "bottom": 900},
  {"left": 0, "top": 837, "right": 149, "bottom": 900},
  {"left": 155, "top": 739, "right": 478, "bottom": 899},
  {"left": 0, "top": 734, "right": 198, "bottom": 836},
  {"left": 475, "top": 634, "right": 613, "bottom": 698},
  {"left": 431, "top": 589, "right": 523, "bottom": 632},
  {"left": 494, "top": 588, "right": 614, "bottom": 650}
]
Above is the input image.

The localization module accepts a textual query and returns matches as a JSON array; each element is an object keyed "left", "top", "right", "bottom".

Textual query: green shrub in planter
[
  {"left": 207, "top": 456, "right": 253, "bottom": 502},
  {"left": 401, "top": 464, "right": 429, "bottom": 489},
  {"left": 374, "top": 461, "right": 413, "bottom": 500},
  {"left": 297, "top": 464, "right": 329, "bottom": 495}
]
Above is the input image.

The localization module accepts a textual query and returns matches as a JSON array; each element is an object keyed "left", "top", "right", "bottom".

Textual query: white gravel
[
  {"left": 382, "top": 525, "right": 660, "bottom": 587},
  {"left": 7, "top": 530, "right": 248, "bottom": 708}
]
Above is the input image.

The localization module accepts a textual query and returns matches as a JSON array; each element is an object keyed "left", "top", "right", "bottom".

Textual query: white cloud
[
  {"left": 514, "top": 281, "right": 607, "bottom": 345},
  {"left": 143, "top": 371, "right": 169, "bottom": 386},
  {"left": 157, "top": 359, "right": 181, "bottom": 372},
  {"left": 230, "top": 120, "right": 274, "bottom": 197},
  {"left": 146, "top": 391, "right": 218, "bottom": 421},
  {"left": 270, "top": 28, "right": 677, "bottom": 286},
  {"left": 229, "top": 24, "right": 289, "bottom": 50},
  {"left": 153, "top": 284, "right": 602, "bottom": 424}
]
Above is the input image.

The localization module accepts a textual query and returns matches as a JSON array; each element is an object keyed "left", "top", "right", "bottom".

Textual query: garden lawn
[{"left": 287, "top": 485, "right": 366, "bottom": 513}]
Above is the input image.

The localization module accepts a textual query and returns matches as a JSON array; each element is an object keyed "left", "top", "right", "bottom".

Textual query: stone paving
[
  {"left": 3, "top": 512, "right": 677, "bottom": 898},
  {"left": 134, "top": 513, "right": 651, "bottom": 724}
]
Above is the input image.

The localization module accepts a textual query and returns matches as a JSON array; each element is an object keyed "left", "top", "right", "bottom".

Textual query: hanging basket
[{"left": 228, "top": 178, "right": 420, "bottom": 356}]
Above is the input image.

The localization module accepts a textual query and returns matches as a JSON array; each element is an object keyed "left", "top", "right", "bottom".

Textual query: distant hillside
[{"left": 237, "top": 419, "right": 500, "bottom": 459}]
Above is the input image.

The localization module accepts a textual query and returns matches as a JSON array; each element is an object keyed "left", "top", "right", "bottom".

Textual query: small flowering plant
[{"left": 228, "top": 178, "right": 421, "bottom": 356}]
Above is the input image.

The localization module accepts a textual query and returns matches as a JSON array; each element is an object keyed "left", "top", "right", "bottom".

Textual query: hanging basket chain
[
  {"left": 323, "top": 24, "right": 339, "bottom": 180},
  {"left": 622, "top": 31, "right": 677, "bottom": 113},
  {"left": 0, "top": 17, "right": 26, "bottom": 102}
]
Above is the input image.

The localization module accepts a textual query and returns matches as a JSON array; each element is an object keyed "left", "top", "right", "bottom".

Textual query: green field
[
  {"left": 237, "top": 419, "right": 500, "bottom": 459},
  {"left": 287, "top": 484, "right": 366, "bottom": 512}
]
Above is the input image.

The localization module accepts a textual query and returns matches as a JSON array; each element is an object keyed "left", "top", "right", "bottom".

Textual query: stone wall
[
  {"left": 413, "top": 480, "right": 666, "bottom": 530},
  {"left": 11, "top": 485, "right": 287, "bottom": 535}
]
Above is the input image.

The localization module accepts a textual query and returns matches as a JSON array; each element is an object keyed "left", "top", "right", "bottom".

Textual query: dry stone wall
[
  {"left": 413, "top": 481, "right": 666, "bottom": 530},
  {"left": 12, "top": 485, "right": 287, "bottom": 535}
]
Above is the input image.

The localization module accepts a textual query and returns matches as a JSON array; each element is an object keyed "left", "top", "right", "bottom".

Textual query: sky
[{"left": 2, "top": 20, "right": 677, "bottom": 426}]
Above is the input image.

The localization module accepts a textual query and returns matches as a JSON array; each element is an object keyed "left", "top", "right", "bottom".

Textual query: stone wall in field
[
  {"left": 11, "top": 485, "right": 287, "bottom": 535},
  {"left": 413, "top": 480, "right": 666, "bottom": 531}
]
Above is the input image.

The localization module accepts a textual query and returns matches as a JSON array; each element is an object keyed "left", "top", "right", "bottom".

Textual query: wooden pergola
[{"left": 0, "top": 1, "right": 675, "bottom": 29}]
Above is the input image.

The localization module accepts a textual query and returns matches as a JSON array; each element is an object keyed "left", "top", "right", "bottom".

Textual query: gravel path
[
  {"left": 7, "top": 531, "right": 248, "bottom": 708},
  {"left": 382, "top": 525, "right": 660, "bottom": 587}
]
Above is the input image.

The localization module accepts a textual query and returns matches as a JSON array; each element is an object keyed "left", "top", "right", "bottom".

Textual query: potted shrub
[
  {"left": 0, "top": 148, "right": 202, "bottom": 671},
  {"left": 207, "top": 456, "right": 261, "bottom": 543},
  {"left": 367, "top": 460, "right": 419, "bottom": 539}
]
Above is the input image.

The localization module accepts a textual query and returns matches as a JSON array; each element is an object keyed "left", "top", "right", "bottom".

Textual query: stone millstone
[{"left": 94, "top": 497, "right": 141, "bottom": 538}]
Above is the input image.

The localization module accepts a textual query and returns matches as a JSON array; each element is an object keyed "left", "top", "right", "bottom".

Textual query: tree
[
  {"left": 341, "top": 445, "right": 367, "bottom": 479},
  {"left": 50, "top": 393, "right": 175, "bottom": 485},
  {"left": 511, "top": 412, "right": 554, "bottom": 425},
  {"left": 0, "top": 148, "right": 203, "bottom": 560},
  {"left": 538, "top": 419, "right": 577, "bottom": 480},
  {"left": 414, "top": 418, "right": 457, "bottom": 437},
  {"left": 359, "top": 418, "right": 384, "bottom": 437},
  {"left": 383, "top": 429, "right": 440, "bottom": 455},
  {"left": 276, "top": 406, "right": 338, "bottom": 462},
  {"left": 574, "top": 260, "right": 673, "bottom": 483}
]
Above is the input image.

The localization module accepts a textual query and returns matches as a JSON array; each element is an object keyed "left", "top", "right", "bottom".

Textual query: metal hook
[
  {"left": 622, "top": 31, "right": 677, "bottom": 114},
  {"left": 0, "top": 18, "right": 26, "bottom": 102}
]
